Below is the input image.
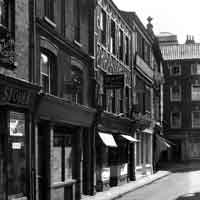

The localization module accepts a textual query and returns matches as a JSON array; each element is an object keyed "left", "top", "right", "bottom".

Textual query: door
[
  {"left": 0, "top": 134, "right": 6, "bottom": 200},
  {"left": 38, "top": 125, "right": 46, "bottom": 200}
]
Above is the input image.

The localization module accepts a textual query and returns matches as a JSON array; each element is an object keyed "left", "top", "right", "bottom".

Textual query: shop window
[
  {"left": 171, "top": 111, "right": 181, "bottom": 128},
  {"left": 192, "top": 111, "right": 200, "bottom": 128},
  {"left": 119, "top": 88, "right": 123, "bottom": 113},
  {"left": 106, "top": 89, "right": 115, "bottom": 113},
  {"left": 53, "top": 133, "right": 73, "bottom": 183},
  {"left": 125, "top": 87, "right": 129, "bottom": 116},
  {"left": 119, "top": 29, "right": 123, "bottom": 61},
  {"left": 8, "top": 111, "right": 27, "bottom": 199},
  {"left": 136, "top": 133, "right": 141, "bottom": 166},
  {"left": 191, "top": 63, "right": 200, "bottom": 75},
  {"left": 170, "top": 85, "right": 181, "bottom": 102},
  {"left": 191, "top": 85, "right": 200, "bottom": 101},
  {"left": 100, "top": 9, "right": 106, "bottom": 46},
  {"left": 44, "top": 0, "right": 55, "bottom": 24},
  {"left": 40, "top": 50, "right": 57, "bottom": 95},
  {"left": 110, "top": 20, "right": 116, "bottom": 54}
]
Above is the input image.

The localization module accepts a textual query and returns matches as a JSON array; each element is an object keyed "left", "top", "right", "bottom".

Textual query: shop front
[
  {"left": 135, "top": 128, "right": 153, "bottom": 179},
  {"left": 95, "top": 112, "right": 137, "bottom": 192},
  {"left": 0, "top": 74, "right": 39, "bottom": 200},
  {"left": 34, "top": 94, "right": 96, "bottom": 200}
]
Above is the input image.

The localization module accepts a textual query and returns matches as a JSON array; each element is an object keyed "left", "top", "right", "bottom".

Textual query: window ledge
[
  {"left": 74, "top": 40, "right": 83, "bottom": 48},
  {"left": 44, "top": 16, "right": 56, "bottom": 28}
]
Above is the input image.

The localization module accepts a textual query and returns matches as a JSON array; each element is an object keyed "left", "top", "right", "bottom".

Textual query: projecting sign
[{"left": 104, "top": 74, "right": 124, "bottom": 88}]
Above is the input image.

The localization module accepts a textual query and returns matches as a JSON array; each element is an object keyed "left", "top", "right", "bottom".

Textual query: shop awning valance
[
  {"left": 98, "top": 132, "right": 118, "bottom": 147},
  {"left": 142, "top": 128, "right": 153, "bottom": 134},
  {"left": 121, "top": 134, "right": 139, "bottom": 142}
]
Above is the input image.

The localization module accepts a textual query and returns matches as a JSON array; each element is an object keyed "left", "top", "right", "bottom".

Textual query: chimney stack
[{"left": 185, "top": 35, "right": 195, "bottom": 44}]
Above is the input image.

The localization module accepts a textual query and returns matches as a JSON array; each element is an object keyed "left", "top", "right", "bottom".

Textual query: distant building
[
  {"left": 160, "top": 35, "right": 200, "bottom": 161},
  {"left": 158, "top": 32, "right": 178, "bottom": 46}
]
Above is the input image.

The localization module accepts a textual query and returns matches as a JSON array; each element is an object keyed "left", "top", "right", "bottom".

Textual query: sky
[{"left": 113, "top": 0, "right": 200, "bottom": 44}]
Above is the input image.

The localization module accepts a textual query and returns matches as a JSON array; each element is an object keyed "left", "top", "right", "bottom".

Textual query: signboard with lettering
[
  {"left": 0, "top": 84, "right": 34, "bottom": 107},
  {"left": 104, "top": 74, "right": 124, "bottom": 89}
]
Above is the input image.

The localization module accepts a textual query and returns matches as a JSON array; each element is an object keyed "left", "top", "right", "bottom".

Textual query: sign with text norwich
[{"left": 104, "top": 74, "right": 124, "bottom": 89}]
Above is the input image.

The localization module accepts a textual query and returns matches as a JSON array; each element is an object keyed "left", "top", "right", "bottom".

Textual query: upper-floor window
[
  {"left": 170, "top": 85, "right": 181, "bottom": 101},
  {"left": 192, "top": 111, "right": 200, "bottom": 128},
  {"left": 110, "top": 20, "right": 116, "bottom": 54},
  {"left": 100, "top": 9, "right": 106, "bottom": 46},
  {"left": 170, "top": 64, "right": 181, "bottom": 76},
  {"left": 191, "top": 85, "right": 200, "bottom": 101},
  {"left": 119, "top": 29, "right": 123, "bottom": 61},
  {"left": 171, "top": 111, "right": 181, "bottom": 128},
  {"left": 191, "top": 63, "right": 200, "bottom": 75},
  {"left": 44, "top": 0, "right": 55, "bottom": 23},
  {"left": 0, "top": 0, "right": 15, "bottom": 35},
  {"left": 74, "top": 0, "right": 80, "bottom": 42},
  {"left": 40, "top": 50, "right": 57, "bottom": 95},
  {"left": 125, "top": 36, "right": 129, "bottom": 65}
]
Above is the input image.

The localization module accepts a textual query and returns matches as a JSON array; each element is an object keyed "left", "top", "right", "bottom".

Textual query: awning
[
  {"left": 98, "top": 132, "right": 118, "bottom": 147},
  {"left": 121, "top": 134, "right": 139, "bottom": 142},
  {"left": 156, "top": 135, "right": 171, "bottom": 149},
  {"left": 142, "top": 128, "right": 153, "bottom": 134}
]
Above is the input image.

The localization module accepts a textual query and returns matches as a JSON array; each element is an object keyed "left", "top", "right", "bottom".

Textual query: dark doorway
[{"left": 171, "top": 140, "right": 182, "bottom": 162}]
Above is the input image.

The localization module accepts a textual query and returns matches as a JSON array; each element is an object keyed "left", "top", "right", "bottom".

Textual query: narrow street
[{"left": 116, "top": 162, "right": 200, "bottom": 200}]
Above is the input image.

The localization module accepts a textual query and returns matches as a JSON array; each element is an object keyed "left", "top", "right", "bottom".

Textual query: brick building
[{"left": 159, "top": 34, "right": 200, "bottom": 161}]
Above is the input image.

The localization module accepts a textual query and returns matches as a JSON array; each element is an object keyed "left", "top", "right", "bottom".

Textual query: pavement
[{"left": 83, "top": 169, "right": 171, "bottom": 200}]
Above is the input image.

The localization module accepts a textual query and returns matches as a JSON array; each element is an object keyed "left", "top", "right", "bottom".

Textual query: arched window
[{"left": 40, "top": 49, "right": 57, "bottom": 95}]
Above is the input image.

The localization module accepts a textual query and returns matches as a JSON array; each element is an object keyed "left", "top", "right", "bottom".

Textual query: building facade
[
  {"left": 93, "top": 0, "right": 137, "bottom": 192},
  {"left": 159, "top": 35, "right": 200, "bottom": 161}
]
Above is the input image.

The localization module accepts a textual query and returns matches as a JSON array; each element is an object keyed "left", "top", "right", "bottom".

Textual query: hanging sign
[{"left": 104, "top": 74, "right": 124, "bottom": 88}]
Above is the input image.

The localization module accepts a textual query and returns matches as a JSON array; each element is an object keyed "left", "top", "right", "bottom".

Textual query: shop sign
[
  {"left": 0, "top": 84, "right": 33, "bottom": 106},
  {"left": 101, "top": 167, "right": 110, "bottom": 181},
  {"left": 104, "top": 74, "right": 124, "bottom": 89}
]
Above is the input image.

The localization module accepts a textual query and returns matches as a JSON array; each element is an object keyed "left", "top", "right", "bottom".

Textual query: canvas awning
[
  {"left": 98, "top": 132, "right": 118, "bottom": 147},
  {"left": 142, "top": 128, "right": 153, "bottom": 134},
  {"left": 156, "top": 135, "right": 171, "bottom": 150},
  {"left": 121, "top": 134, "right": 139, "bottom": 142}
]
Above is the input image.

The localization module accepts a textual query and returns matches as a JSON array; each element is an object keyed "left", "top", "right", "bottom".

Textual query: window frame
[
  {"left": 170, "top": 85, "right": 181, "bottom": 102},
  {"left": 170, "top": 111, "right": 181, "bottom": 128},
  {"left": 191, "top": 84, "right": 200, "bottom": 101},
  {"left": 40, "top": 49, "right": 57, "bottom": 96},
  {"left": 44, "top": 0, "right": 56, "bottom": 27},
  {"left": 170, "top": 64, "right": 181, "bottom": 76},
  {"left": 191, "top": 63, "right": 200, "bottom": 75},
  {"left": 192, "top": 111, "right": 200, "bottom": 128}
]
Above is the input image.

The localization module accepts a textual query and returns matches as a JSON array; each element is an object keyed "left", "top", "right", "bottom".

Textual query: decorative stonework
[{"left": 97, "top": 44, "right": 131, "bottom": 87}]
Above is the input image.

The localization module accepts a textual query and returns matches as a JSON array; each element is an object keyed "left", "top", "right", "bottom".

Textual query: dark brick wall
[{"left": 163, "top": 59, "right": 200, "bottom": 134}]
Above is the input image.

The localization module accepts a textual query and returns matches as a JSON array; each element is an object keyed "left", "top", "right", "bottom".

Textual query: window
[
  {"left": 136, "top": 133, "right": 141, "bottom": 166},
  {"left": 170, "top": 64, "right": 181, "bottom": 76},
  {"left": 191, "top": 85, "right": 200, "bottom": 101},
  {"left": 119, "top": 29, "right": 123, "bottom": 61},
  {"left": 192, "top": 111, "right": 200, "bottom": 128},
  {"left": 171, "top": 112, "right": 181, "bottom": 128},
  {"left": 100, "top": 9, "right": 106, "bottom": 46},
  {"left": 106, "top": 89, "right": 114, "bottom": 113},
  {"left": 40, "top": 50, "right": 57, "bottom": 95},
  {"left": 125, "top": 87, "right": 129, "bottom": 115},
  {"left": 191, "top": 63, "right": 200, "bottom": 75},
  {"left": 8, "top": 112, "right": 27, "bottom": 199},
  {"left": 0, "top": 0, "right": 15, "bottom": 35},
  {"left": 53, "top": 133, "right": 73, "bottom": 183},
  {"left": 110, "top": 20, "right": 116, "bottom": 54},
  {"left": 74, "top": 0, "right": 80, "bottom": 42},
  {"left": 125, "top": 36, "right": 129, "bottom": 65},
  {"left": 45, "top": 0, "right": 55, "bottom": 22},
  {"left": 170, "top": 85, "right": 181, "bottom": 101}
]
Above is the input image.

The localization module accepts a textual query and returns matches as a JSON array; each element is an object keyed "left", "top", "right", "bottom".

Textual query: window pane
[
  {"left": 8, "top": 112, "right": 26, "bottom": 198},
  {"left": 171, "top": 112, "right": 181, "bottom": 128},
  {"left": 192, "top": 85, "right": 200, "bottom": 100},
  {"left": 192, "top": 112, "right": 200, "bottom": 127},
  {"left": 40, "top": 53, "right": 49, "bottom": 75}
]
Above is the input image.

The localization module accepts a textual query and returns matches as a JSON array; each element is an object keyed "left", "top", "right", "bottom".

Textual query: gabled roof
[{"left": 161, "top": 43, "right": 200, "bottom": 60}]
